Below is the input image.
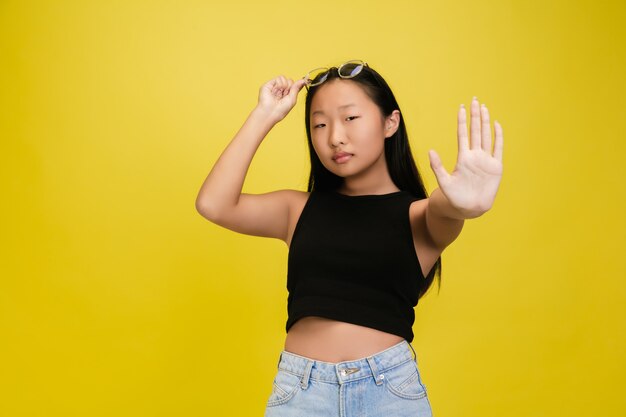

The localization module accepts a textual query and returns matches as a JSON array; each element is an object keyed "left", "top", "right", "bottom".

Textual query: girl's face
[{"left": 309, "top": 79, "right": 398, "bottom": 180}]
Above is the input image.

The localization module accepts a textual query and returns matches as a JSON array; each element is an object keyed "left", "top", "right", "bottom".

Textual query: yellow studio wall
[{"left": 1, "top": 0, "right": 624, "bottom": 416}]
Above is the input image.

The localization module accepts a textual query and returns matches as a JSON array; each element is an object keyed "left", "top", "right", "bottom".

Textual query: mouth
[{"left": 333, "top": 153, "right": 353, "bottom": 163}]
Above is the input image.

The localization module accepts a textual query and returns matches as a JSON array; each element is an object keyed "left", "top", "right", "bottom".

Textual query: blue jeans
[{"left": 264, "top": 339, "right": 434, "bottom": 416}]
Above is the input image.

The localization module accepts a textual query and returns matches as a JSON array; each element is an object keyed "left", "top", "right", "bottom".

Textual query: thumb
[
  {"left": 288, "top": 78, "right": 308, "bottom": 97},
  {"left": 428, "top": 150, "right": 448, "bottom": 184}
]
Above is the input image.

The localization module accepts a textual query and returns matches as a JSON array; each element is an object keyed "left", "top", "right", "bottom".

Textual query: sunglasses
[{"left": 303, "top": 59, "right": 369, "bottom": 91}]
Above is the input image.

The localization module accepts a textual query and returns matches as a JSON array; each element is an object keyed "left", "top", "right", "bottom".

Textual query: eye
[{"left": 313, "top": 116, "right": 358, "bottom": 129}]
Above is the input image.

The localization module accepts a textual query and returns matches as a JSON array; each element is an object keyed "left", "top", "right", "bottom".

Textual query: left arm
[{"left": 425, "top": 187, "right": 465, "bottom": 251}]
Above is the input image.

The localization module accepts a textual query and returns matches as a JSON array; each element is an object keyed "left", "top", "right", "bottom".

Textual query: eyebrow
[{"left": 311, "top": 103, "right": 357, "bottom": 116}]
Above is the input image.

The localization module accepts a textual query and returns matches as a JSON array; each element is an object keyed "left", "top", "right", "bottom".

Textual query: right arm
[{"left": 195, "top": 75, "right": 308, "bottom": 242}]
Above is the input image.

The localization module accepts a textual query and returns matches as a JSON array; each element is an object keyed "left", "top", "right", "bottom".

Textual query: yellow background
[{"left": 1, "top": 0, "right": 624, "bottom": 416}]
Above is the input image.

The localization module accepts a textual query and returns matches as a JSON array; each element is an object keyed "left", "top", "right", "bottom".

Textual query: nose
[{"left": 329, "top": 125, "right": 346, "bottom": 147}]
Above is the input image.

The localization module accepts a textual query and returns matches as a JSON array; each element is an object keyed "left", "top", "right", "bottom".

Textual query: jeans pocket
[
  {"left": 384, "top": 359, "right": 428, "bottom": 400},
  {"left": 266, "top": 368, "right": 302, "bottom": 407}
]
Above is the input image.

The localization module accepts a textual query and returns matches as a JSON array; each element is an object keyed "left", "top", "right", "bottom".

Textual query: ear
[{"left": 384, "top": 110, "right": 401, "bottom": 138}]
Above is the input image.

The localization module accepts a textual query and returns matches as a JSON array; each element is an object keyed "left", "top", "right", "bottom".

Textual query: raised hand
[
  {"left": 256, "top": 75, "right": 308, "bottom": 124},
  {"left": 428, "top": 97, "right": 504, "bottom": 218}
]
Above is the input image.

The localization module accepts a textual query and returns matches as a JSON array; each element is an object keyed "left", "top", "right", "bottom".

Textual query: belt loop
[
  {"left": 407, "top": 341, "right": 417, "bottom": 362},
  {"left": 366, "top": 356, "right": 384, "bottom": 386},
  {"left": 300, "top": 359, "right": 314, "bottom": 390}
]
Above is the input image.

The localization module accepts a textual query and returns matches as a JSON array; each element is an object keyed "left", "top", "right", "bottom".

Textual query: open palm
[{"left": 428, "top": 97, "right": 504, "bottom": 217}]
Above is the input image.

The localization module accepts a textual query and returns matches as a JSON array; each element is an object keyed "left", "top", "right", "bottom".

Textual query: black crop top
[{"left": 285, "top": 189, "right": 437, "bottom": 343}]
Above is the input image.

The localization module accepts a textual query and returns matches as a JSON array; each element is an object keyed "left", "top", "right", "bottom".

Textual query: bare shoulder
[
  {"left": 408, "top": 198, "right": 443, "bottom": 278},
  {"left": 198, "top": 188, "right": 310, "bottom": 244},
  {"left": 272, "top": 188, "right": 311, "bottom": 213},
  {"left": 234, "top": 188, "right": 311, "bottom": 248},
  {"left": 408, "top": 196, "right": 465, "bottom": 276},
  {"left": 281, "top": 189, "right": 311, "bottom": 203},
  {"left": 408, "top": 198, "right": 435, "bottom": 247}
]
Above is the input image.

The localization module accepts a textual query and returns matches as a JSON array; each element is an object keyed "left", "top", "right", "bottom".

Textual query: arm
[
  {"left": 194, "top": 105, "right": 277, "bottom": 218},
  {"left": 424, "top": 187, "right": 465, "bottom": 251},
  {"left": 195, "top": 76, "right": 308, "bottom": 242}
]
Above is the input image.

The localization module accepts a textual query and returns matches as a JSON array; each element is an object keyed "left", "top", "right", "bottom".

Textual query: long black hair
[{"left": 303, "top": 63, "right": 442, "bottom": 299}]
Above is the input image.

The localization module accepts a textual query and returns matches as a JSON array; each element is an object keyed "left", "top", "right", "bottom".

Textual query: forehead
[{"left": 310, "top": 80, "right": 374, "bottom": 116}]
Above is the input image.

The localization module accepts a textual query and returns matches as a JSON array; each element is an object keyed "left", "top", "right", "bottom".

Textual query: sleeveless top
[{"left": 285, "top": 188, "right": 437, "bottom": 343}]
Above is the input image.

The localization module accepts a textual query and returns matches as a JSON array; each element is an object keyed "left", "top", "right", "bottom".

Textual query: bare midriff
[{"left": 283, "top": 316, "right": 406, "bottom": 363}]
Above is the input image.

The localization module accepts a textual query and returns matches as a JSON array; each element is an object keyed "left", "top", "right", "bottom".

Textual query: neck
[{"left": 337, "top": 179, "right": 400, "bottom": 196}]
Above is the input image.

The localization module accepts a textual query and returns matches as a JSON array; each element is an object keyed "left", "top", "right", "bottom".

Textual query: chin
[
  {"left": 324, "top": 159, "right": 347, "bottom": 171},
  {"left": 328, "top": 168, "right": 352, "bottom": 178}
]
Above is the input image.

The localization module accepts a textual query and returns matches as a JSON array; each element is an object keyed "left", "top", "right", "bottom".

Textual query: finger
[
  {"left": 282, "top": 79, "right": 293, "bottom": 97},
  {"left": 285, "top": 79, "right": 294, "bottom": 97},
  {"left": 470, "top": 96, "right": 481, "bottom": 150},
  {"left": 493, "top": 120, "right": 503, "bottom": 162},
  {"left": 289, "top": 78, "right": 307, "bottom": 96},
  {"left": 297, "top": 77, "right": 308, "bottom": 89},
  {"left": 481, "top": 103, "right": 492, "bottom": 153},
  {"left": 428, "top": 149, "right": 449, "bottom": 184},
  {"left": 276, "top": 75, "right": 287, "bottom": 95},
  {"left": 270, "top": 77, "right": 281, "bottom": 95},
  {"left": 458, "top": 104, "right": 469, "bottom": 154},
  {"left": 286, "top": 79, "right": 298, "bottom": 99}
]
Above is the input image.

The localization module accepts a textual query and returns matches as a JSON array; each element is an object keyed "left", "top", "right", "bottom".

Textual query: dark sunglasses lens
[{"left": 339, "top": 62, "right": 363, "bottom": 78}]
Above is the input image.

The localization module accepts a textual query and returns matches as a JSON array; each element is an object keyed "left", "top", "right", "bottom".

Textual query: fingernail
[
  {"left": 473, "top": 96, "right": 477, "bottom": 101},
  {"left": 460, "top": 103, "right": 465, "bottom": 108}
]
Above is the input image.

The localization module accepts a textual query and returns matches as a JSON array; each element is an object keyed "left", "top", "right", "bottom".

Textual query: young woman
[{"left": 196, "top": 60, "right": 504, "bottom": 416}]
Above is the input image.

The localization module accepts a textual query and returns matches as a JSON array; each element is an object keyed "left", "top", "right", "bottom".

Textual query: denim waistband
[{"left": 275, "top": 339, "right": 418, "bottom": 389}]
